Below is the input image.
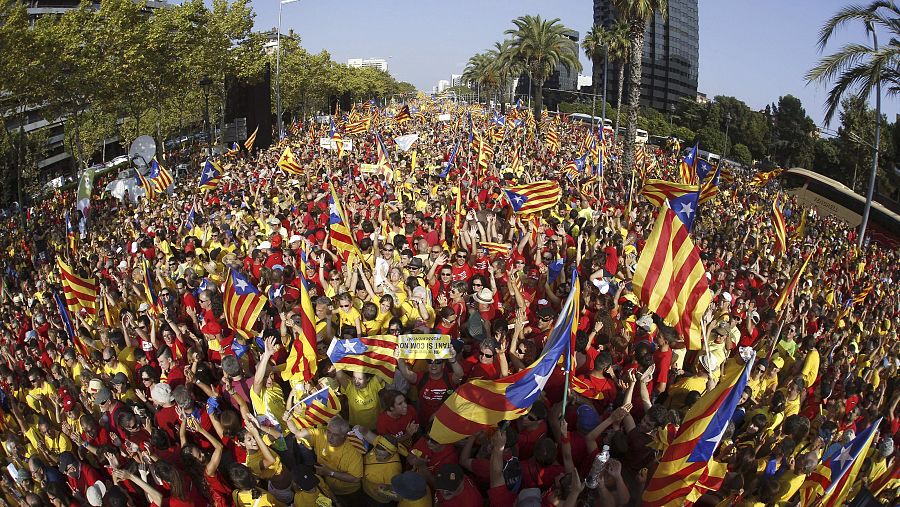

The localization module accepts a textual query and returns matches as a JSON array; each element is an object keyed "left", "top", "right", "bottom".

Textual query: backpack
[{"left": 503, "top": 455, "right": 522, "bottom": 492}]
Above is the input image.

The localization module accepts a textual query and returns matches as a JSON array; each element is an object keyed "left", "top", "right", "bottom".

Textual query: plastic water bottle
[{"left": 585, "top": 445, "right": 610, "bottom": 489}]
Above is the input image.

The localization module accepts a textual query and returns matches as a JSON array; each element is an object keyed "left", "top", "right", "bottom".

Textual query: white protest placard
[
  {"left": 438, "top": 113, "right": 452, "bottom": 122},
  {"left": 397, "top": 333, "right": 452, "bottom": 359},
  {"left": 318, "top": 137, "right": 353, "bottom": 152}
]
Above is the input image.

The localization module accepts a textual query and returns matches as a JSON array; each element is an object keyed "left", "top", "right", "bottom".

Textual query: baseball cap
[
  {"left": 577, "top": 404, "right": 600, "bottom": 431},
  {"left": 434, "top": 463, "right": 466, "bottom": 491},
  {"left": 111, "top": 372, "right": 129, "bottom": 385},
  {"left": 291, "top": 464, "right": 319, "bottom": 491},
  {"left": 94, "top": 387, "right": 112, "bottom": 406},
  {"left": 391, "top": 471, "right": 427, "bottom": 500},
  {"left": 86, "top": 481, "right": 107, "bottom": 506}
]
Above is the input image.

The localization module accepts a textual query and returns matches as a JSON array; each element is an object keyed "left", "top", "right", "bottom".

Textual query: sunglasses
[
  {"left": 539, "top": 316, "right": 553, "bottom": 322},
  {"left": 427, "top": 359, "right": 445, "bottom": 365},
  {"left": 199, "top": 299, "right": 210, "bottom": 303},
  {"left": 383, "top": 248, "right": 394, "bottom": 252},
  {"left": 480, "top": 352, "right": 493, "bottom": 359},
  {"left": 472, "top": 283, "right": 483, "bottom": 288},
  {"left": 340, "top": 304, "right": 351, "bottom": 309},
  {"left": 456, "top": 254, "right": 468, "bottom": 259},
  {"left": 441, "top": 272, "right": 452, "bottom": 277}
]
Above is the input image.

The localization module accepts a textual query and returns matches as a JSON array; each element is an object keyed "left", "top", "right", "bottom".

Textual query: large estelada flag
[
  {"left": 799, "top": 417, "right": 882, "bottom": 507},
  {"left": 282, "top": 268, "right": 318, "bottom": 384},
  {"left": 679, "top": 142, "right": 699, "bottom": 184},
  {"left": 223, "top": 269, "right": 268, "bottom": 339},
  {"left": 148, "top": 158, "right": 173, "bottom": 193},
  {"left": 57, "top": 258, "right": 98, "bottom": 319},
  {"left": 429, "top": 271, "right": 580, "bottom": 444},
  {"left": 633, "top": 205, "right": 711, "bottom": 349},
  {"left": 277, "top": 147, "right": 303, "bottom": 174},
  {"left": 643, "top": 354, "right": 755, "bottom": 506},
  {"left": 502, "top": 180, "right": 561, "bottom": 215},
  {"left": 640, "top": 179, "right": 698, "bottom": 208},
  {"left": 327, "top": 185, "right": 358, "bottom": 259},
  {"left": 199, "top": 159, "right": 222, "bottom": 191},
  {"left": 326, "top": 334, "right": 398, "bottom": 382}
]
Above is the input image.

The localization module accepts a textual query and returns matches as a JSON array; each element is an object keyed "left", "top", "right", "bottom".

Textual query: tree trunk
[
  {"left": 534, "top": 80, "right": 544, "bottom": 126},
  {"left": 614, "top": 63, "right": 625, "bottom": 139},
  {"left": 622, "top": 21, "right": 646, "bottom": 174}
]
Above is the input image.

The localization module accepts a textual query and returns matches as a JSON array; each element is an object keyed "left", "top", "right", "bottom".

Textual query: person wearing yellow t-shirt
[
  {"left": 352, "top": 426, "right": 405, "bottom": 503},
  {"left": 797, "top": 337, "right": 820, "bottom": 391},
  {"left": 228, "top": 463, "right": 286, "bottom": 507},
  {"left": 284, "top": 416, "right": 363, "bottom": 500},
  {"left": 666, "top": 355, "right": 717, "bottom": 410},
  {"left": 291, "top": 464, "right": 336, "bottom": 507},
  {"left": 251, "top": 336, "right": 287, "bottom": 426},
  {"left": 101, "top": 347, "right": 132, "bottom": 384},
  {"left": 239, "top": 412, "right": 293, "bottom": 505},
  {"left": 336, "top": 294, "right": 363, "bottom": 336},
  {"left": 337, "top": 370, "right": 384, "bottom": 430}
]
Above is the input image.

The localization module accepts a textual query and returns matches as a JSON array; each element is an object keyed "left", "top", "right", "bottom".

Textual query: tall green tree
[
  {"left": 771, "top": 95, "right": 816, "bottom": 168},
  {"left": 610, "top": 0, "right": 668, "bottom": 172},
  {"left": 504, "top": 15, "right": 581, "bottom": 123},
  {"left": 806, "top": 0, "right": 900, "bottom": 125}
]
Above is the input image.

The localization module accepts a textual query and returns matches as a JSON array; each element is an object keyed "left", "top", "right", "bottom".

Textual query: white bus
[{"left": 616, "top": 127, "right": 649, "bottom": 144}]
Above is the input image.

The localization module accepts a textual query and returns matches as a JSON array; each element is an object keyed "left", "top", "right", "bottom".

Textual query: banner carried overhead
[
  {"left": 319, "top": 138, "right": 352, "bottom": 152},
  {"left": 76, "top": 165, "right": 98, "bottom": 217},
  {"left": 393, "top": 134, "right": 419, "bottom": 152},
  {"left": 396, "top": 333, "right": 451, "bottom": 359}
]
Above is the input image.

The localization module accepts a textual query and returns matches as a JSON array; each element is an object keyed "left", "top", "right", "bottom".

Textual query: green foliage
[
  {"left": 670, "top": 126, "right": 696, "bottom": 144},
  {"left": 697, "top": 125, "right": 726, "bottom": 154},
  {"left": 771, "top": 95, "right": 817, "bottom": 168},
  {"left": 504, "top": 15, "right": 582, "bottom": 121},
  {"left": 730, "top": 143, "right": 753, "bottom": 166},
  {"left": 806, "top": 0, "right": 900, "bottom": 125}
]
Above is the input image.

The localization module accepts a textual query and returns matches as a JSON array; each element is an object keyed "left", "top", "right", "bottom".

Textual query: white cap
[
  {"left": 722, "top": 292, "right": 733, "bottom": 303},
  {"left": 137, "top": 302, "right": 149, "bottom": 312},
  {"left": 258, "top": 241, "right": 272, "bottom": 250},
  {"left": 289, "top": 235, "right": 303, "bottom": 244},
  {"left": 86, "top": 481, "right": 106, "bottom": 506}
]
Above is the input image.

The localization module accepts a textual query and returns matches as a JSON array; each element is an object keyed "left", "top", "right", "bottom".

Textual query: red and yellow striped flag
[
  {"left": 244, "top": 125, "right": 259, "bottom": 152},
  {"left": 640, "top": 179, "right": 699, "bottom": 208},
  {"left": 393, "top": 104, "right": 411, "bottom": 123},
  {"left": 327, "top": 185, "right": 358, "bottom": 259},
  {"left": 544, "top": 128, "right": 560, "bottom": 153},
  {"left": 277, "top": 147, "right": 303, "bottom": 174},
  {"left": 282, "top": 269, "right": 318, "bottom": 384},
  {"left": 773, "top": 253, "right": 812, "bottom": 313},
  {"left": 502, "top": 180, "right": 562, "bottom": 215},
  {"left": 288, "top": 386, "right": 341, "bottom": 430},
  {"left": 478, "top": 242, "right": 512, "bottom": 257},
  {"left": 633, "top": 205, "right": 712, "bottom": 349},
  {"left": 643, "top": 357, "right": 754, "bottom": 506},
  {"left": 57, "top": 258, "right": 98, "bottom": 319},
  {"left": 772, "top": 194, "right": 787, "bottom": 255},
  {"left": 223, "top": 269, "right": 268, "bottom": 339},
  {"left": 326, "top": 334, "right": 398, "bottom": 382}
]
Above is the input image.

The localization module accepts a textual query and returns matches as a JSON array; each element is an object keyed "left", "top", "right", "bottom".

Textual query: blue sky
[{"left": 252, "top": 0, "right": 896, "bottom": 128}]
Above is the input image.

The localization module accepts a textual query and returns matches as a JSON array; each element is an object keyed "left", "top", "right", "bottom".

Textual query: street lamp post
[
  {"left": 723, "top": 112, "right": 732, "bottom": 161},
  {"left": 601, "top": 44, "right": 608, "bottom": 130},
  {"left": 276, "top": 0, "right": 301, "bottom": 142},
  {"left": 668, "top": 103, "right": 675, "bottom": 134},
  {"left": 858, "top": 24, "right": 881, "bottom": 248},
  {"left": 199, "top": 75, "right": 212, "bottom": 155}
]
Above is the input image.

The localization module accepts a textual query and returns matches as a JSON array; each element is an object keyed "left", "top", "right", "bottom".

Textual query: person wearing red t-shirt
[
  {"left": 450, "top": 250, "right": 474, "bottom": 282},
  {"left": 396, "top": 354, "right": 464, "bottom": 425},
  {"left": 572, "top": 351, "right": 618, "bottom": 413},
  {"left": 59, "top": 452, "right": 106, "bottom": 498},
  {"left": 653, "top": 332, "right": 674, "bottom": 395},
  {"left": 516, "top": 402, "right": 549, "bottom": 461},
  {"left": 410, "top": 435, "right": 460, "bottom": 475},
  {"left": 433, "top": 463, "right": 482, "bottom": 507},
  {"left": 375, "top": 390, "right": 418, "bottom": 446},
  {"left": 462, "top": 339, "right": 507, "bottom": 381}
]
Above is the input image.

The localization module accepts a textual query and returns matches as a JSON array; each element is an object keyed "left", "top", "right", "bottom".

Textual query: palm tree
[
  {"left": 611, "top": 0, "right": 668, "bottom": 172},
  {"left": 581, "top": 26, "right": 605, "bottom": 122},
  {"left": 605, "top": 21, "right": 631, "bottom": 136},
  {"left": 462, "top": 52, "right": 501, "bottom": 102},
  {"left": 505, "top": 14, "right": 581, "bottom": 123},
  {"left": 806, "top": 0, "right": 900, "bottom": 125},
  {"left": 807, "top": 0, "right": 900, "bottom": 247},
  {"left": 489, "top": 39, "right": 522, "bottom": 110}
]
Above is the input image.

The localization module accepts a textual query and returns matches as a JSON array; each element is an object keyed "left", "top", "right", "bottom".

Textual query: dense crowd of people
[{"left": 0, "top": 101, "right": 897, "bottom": 507}]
